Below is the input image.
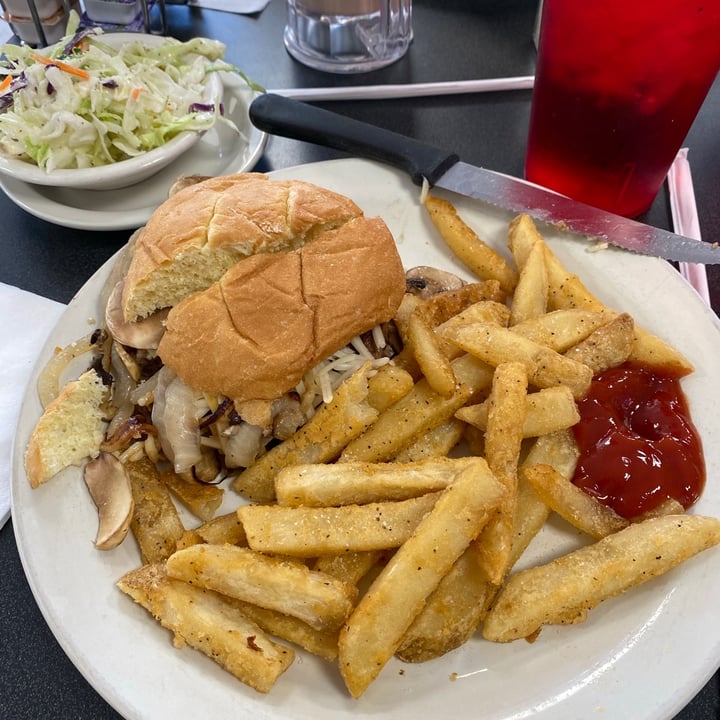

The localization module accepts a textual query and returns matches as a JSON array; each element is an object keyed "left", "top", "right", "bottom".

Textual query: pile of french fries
[{"left": 116, "top": 198, "right": 720, "bottom": 699}]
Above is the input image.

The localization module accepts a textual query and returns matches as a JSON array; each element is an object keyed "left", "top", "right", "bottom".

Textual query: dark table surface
[{"left": 1, "top": 1, "right": 719, "bottom": 718}]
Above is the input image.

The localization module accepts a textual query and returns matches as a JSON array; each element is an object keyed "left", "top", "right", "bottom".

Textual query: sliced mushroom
[
  {"left": 84, "top": 452, "right": 134, "bottom": 550},
  {"left": 405, "top": 266, "right": 465, "bottom": 298},
  {"left": 105, "top": 280, "right": 169, "bottom": 350}
]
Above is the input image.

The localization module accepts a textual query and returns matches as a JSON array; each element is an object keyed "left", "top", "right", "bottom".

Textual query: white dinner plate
[
  {"left": 12, "top": 158, "right": 720, "bottom": 720},
  {"left": 0, "top": 73, "right": 267, "bottom": 231}
]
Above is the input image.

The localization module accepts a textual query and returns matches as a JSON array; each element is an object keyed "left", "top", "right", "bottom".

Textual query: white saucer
[{"left": 0, "top": 74, "right": 267, "bottom": 231}]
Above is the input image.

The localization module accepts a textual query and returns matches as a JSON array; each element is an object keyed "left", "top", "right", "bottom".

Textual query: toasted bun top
[
  {"left": 157, "top": 216, "right": 405, "bottom": 402},
  {"left": 121, "top": 173, "right": 363, "bottom": 322}
]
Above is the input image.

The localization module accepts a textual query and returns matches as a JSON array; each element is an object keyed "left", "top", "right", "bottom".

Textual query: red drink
[{"left": 526, "top": 1, "right": 720, "bottom": 217}]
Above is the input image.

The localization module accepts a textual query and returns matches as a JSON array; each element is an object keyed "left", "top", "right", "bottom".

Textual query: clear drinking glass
[
  {"left": 525, "top": 0, "right": 720, "bottom": 218},
  {"left": 284, "top": 0, "right": 412, "bottom": 74}
]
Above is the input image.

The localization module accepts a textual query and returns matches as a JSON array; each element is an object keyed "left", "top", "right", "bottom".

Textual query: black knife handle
[{"left": 249, "top": 93, "right": 459, "bottom": 186}]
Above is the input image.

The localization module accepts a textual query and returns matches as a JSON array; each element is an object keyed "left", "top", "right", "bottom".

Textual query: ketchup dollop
[{"left": 572, "top": 362, "right": 705, "bottom": 519}]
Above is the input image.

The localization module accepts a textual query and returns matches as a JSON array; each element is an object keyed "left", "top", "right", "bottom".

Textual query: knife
[{"left": 249, "top": 93, "right": 720, "bottom": 264}]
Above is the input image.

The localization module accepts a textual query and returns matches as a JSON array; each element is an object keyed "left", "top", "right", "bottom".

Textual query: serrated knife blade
[{"left": 249, "top": 93, "right": 720, "bottom": 264}]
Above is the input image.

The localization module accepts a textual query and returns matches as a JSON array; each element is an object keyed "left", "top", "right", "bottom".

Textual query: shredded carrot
[
  {"left": 30, "top": 53, "right": 91, "bottom": 80},
  {"left": 0, "top": 74, "right": 12, "bottom": 92},
  {"left": 131, "top": 87, "right": 145, "bottom": 101}
]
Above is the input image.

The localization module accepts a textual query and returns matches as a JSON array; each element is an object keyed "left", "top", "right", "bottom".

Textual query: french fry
[
  {"left": 474, "top": 362, "right": 528, "bottom": 585},
  {"left": 393, "top": 418, "right": 465, "bottom": 462},
  {"left": 395, "top": 545, "right": 492, "bottom": 663},
  {"left": 338, "top": 461, "right": 505, "bottom": 698},
  {"left": 442, "top": 321, "right": 593, "bottom": 399},
  {"left": 238, "top": 493, "right": 441, "bottom": 556},
  {"left": 160, "top": 468, "right": 224, "bottom": 522},
  {"left": 165, "top": 544, "right": 357, "bottom": 632},
  {"left": 313, "top": 550, "right": 384, "bottom": 587},
  {"left": 404, "top": 434, "right": 564, "bottom": 657},
  {"left": 393, "top": 297, "right": 510, "bottom": 379},
  {"left": 231, "top": 362, "right": 379, "bottom": 502},
  {"left": 406, "top": 310, "right": 457, "bottom": 396},
  {"left": 227, "top": 599, "right": 340, "bottom": 662},
  {"left": 407, "top": 280, "right": 505, "bottom": 397},
  {"left": 393, "top": 292, "right": 425, "bottom": 346},
  {"left": 522, "top": 427, "right": 580, "bottom": 481},
  {"left": 126, "top": 455, "right": 185, "bottom": 564},
  {"left": 632, "top": 497, "right": 686, "bottom": 522},
  {"left": 117, "top": 563, "right": 295, "bottom": 693},
  {"left": 456, "top": 385, "right": 580, "bottom": 438},
  {"left": 509, "top": 467, "right": 550, "bottom": 568},
  {"left": 507, "top": 211, "right": 546, "bottom": 267},
  {"left": 366, "top": 364, "right": 415, "bottom": 412},
  {"left": 510, "top": 308, "right": 611, "bottom": 352},
  {"left": 175, "top": 529, "right": 203, "bottom": 550},
  {"left": 564, "top": 312, "right": 635, "bottom": 374},
  {"left": 510, "top": 213, "right": 694, "bottom": 375},
  {"left": 509, "top": 239, "right": 548, "bottom": 324},
  {"left": 191, "top": 510, "right": 248, "bottom": 546},
  {"left": 483, "top": 515, "right": 720, "bottom": 642},
  {"left": 425, "top": 195, "right": 518, "bottom": 293},
  {"left": 275, "top": 456, "right": 477, "bottom": 507},
  {"left": 523, "top": 463, "right": 629, "bottom": 540},
  {"left": 340, "top": 353, "right": 494, "bottom": 463},
  {"left": 414, "top": 280, "right": 507, "bottom": 327},
  {"left": 508, "top": 429, "right": 580, "bottom": 566}
]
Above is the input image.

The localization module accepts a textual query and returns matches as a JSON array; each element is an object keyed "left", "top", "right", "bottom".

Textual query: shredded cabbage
[{"left": 0, "top": 13, "right": 263, "bottom": 171}]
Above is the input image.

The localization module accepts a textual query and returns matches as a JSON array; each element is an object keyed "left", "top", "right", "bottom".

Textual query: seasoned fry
[
  {"left": 564, "top": 312, "right": 635, "bottom": 374},
  {"left": 425, "top": 194, "right": 518, "bottom": 293},
  {"left": 393, "top": 297, "right": 510, "bottom": 379},
  {"left": 474, "top": 362, "right": 528, "bottom": 585},
  {"left": 507, "top": 429, "right": 581, "bottom": 567},
  {"left": 238, "top": 493, "right": 440, "bottom": 556},
  {"left": 483, "top": 515, "right": 720, "bottom": 642},
  {"left": 510, "top": 308, "right": 611, "bottom": 352},
  {"left": 393, "top": 292, "right": 425, "bottom": 345},
  {"left": 117, "top": 563, "right": 295, "bottom": 693},
  {"left": 523, "top": 427, "right": 580, "bottom": 481},
  {"left": 160, "top": 468, "right": 223, "bottom": 522},
  {"left": 340, "top": 353, "right": 494, "bottom": 463},
  {"left": 415, "top": 280, "right": 507, "bottom": 327},
  {"left": 313, "top": 550, "right": 384, "bottom": 587},
  {"left": 126, "top": 456, "right": 185, "bottom": 564},
  {"left": 510, "top": 213, "right": 694, "bottom": 375},
  {"left": 366, "top": 364, "right": 415, "bottom": 412},
  {"left": 632, "top": 497, "right": 686, "bottom": 522},
  {"left": 338, "top": 461, "right": 505, "bottom": 697},
  {"left": 392, "top": 418, "right": 465, "bottom": 462},
  {"left": 523, "top": 463, "right": 629, "bottom": 540},
  {"left": 509, "top": 239, "right": 548, "bottom": 324},
  {"left": 443, "top": 321, "right": 593, "bottom": 399},
  {"left": 395, "top": 545, "right": 491, "bottom": 663},
  {"left": 406, "top": 310, "right": 457, "bottom": 396},
  {"left": 456, "top": 385, "right": 580, "bottom": 438},
  {"left": 231, "top": 362, "right": 379, "bottom": 502},
  {"left": 191, "top": 510, "right": 247, "bottom": 546},
  {"left": 166, "top": 544, "right": 357, "bottom": 632},
  {"left": 507, "top": 211, "right": 546, "bottom": 267},
  {"left": 275, "top": 456, "right": 477, "bottom": 507},
  {"left": 227, "top": 599, "right": 340, "bottom": 662}
]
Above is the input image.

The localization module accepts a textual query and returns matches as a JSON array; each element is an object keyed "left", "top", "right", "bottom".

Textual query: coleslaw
[{"left": 0, "top": 13, "right": 263, "bottom": 172}]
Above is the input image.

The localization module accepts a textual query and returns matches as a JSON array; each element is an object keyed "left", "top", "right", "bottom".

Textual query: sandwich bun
[
  {"left": 121, "top": 173, "right": 364, "bottom": 323},
  {"left": 157, "top": 215, "right": 406, "bottom": 403}
]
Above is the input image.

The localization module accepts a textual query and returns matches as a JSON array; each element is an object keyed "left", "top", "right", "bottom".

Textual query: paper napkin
[{"left": 0, "top": 283, "right": 65, "bottom": 529}]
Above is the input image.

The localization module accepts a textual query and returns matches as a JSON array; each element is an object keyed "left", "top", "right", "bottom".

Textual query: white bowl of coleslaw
[{"left": 0, "top": 27, "right": 238, "bottom": 191}]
